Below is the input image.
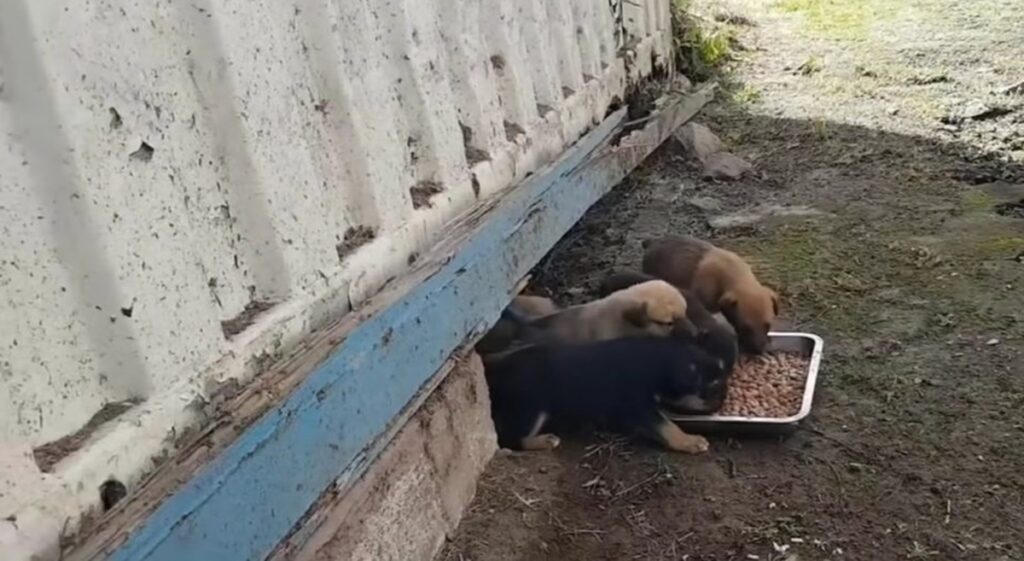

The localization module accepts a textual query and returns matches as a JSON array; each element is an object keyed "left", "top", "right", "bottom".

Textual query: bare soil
[{"left": 443, "top": 1, "right": 1024, "bottom": 559}]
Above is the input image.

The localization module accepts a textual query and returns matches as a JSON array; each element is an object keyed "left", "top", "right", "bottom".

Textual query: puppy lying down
[
  {"left": 509, "top": 279, "right": 695, "bottom": 346},
  {"left": 476, "top": 295, "right": 560, "bottom": 356},
  {"left": 486, "top": 336, "right": 730, "bottom": 454}
]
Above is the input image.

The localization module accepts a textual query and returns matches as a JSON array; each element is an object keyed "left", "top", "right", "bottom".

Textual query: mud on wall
[{"left": 0, "top": 0, "right": 670, "bottom": 539}]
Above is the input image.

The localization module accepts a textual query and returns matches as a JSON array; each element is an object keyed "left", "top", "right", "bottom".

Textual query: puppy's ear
[
  {"left": 622, "top": 301, "right": 650, "bottom": 327},
  {"left": 718, "top": 291, "right": 738, "bottom": 313},
  {"left": 769, "top": 289, "right": 781, "bottom": 316},
  {"left": 718, "top": 291, "right": 740, "bottom": 325}
]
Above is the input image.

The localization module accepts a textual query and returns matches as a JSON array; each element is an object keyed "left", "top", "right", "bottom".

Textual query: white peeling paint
[{"left": 0, "top": 0, "right": 672, "bottom": 556}]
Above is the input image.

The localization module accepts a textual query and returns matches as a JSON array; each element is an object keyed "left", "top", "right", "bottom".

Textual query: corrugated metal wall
[{"left": 0, "top": 0, "right": 671, "bottom": 544}]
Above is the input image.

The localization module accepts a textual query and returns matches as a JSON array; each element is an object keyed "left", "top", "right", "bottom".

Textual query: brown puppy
[
  {"left": 642, "top": 236, "right": 779, "bottom": 354},
  {"left": 520, "top": 280, "right": 694, "bottom": 345}
]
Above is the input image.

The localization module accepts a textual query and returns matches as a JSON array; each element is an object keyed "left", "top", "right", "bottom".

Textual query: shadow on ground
[{"left": 441, "top": 110, "right": 1024, "bottom": 561}]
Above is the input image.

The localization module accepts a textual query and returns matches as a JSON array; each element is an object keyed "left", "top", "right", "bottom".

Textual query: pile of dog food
[{"left": 717, "top": 353, "right": 810, "bottom": 418}]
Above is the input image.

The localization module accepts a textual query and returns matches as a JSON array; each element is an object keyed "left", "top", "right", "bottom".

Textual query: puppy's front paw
[
  {"left": 673, "top": 434, "right": 709, "bottom": 454},
  {"left": 656, "top": 419, "right": 711, "bottom": 454}
]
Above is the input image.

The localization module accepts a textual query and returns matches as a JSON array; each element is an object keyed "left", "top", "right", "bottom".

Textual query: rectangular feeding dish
[{"left": 669, "top": 332, "right": 824, "bottom": 436}]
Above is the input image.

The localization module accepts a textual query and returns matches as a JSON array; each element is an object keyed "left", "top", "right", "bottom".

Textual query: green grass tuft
[
  {"left": 772, "top": 0, "right": 900, "bottom": 40},
  {"left": 671, "top": 0, "right": 739, "bottom": 80}
]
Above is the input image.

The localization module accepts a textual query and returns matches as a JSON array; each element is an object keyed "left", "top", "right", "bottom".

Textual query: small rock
[
  {"left": 708, "top": 204, "right": 825, "bottom": 230},
  {"left": 944, "top": 100, "right": 1013, "bottom": 124},
  {"left": 962, "top": 100, "right": 993, "bottom": 119},
  {"left": 986, "top": 338, "right": 1000, "bottom": 346},
  {"left": 855, "top": 65, "right": 878, "bottom": 78},
  {"left": 674, "top": 122, "right": 724, "bottom": 163},
  {"left": 796, "top": 55, "right": 823, "bottom": 76},
  {"left": 687, "top": 196, "right": 724, "bottom": 212},
  {"left": 673, "top": 74, "right": 693, "bottom": 92},
  {"left": 907, "top": 73, "right": 951, "bottom": 85},
  {"left": 702, "top": 150, "right": 753, "bottom": 181}
]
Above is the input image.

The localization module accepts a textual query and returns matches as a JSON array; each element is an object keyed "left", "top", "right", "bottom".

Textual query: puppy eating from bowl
[
  {"left": 642, "top": 236, "right": 779, "bottom": 355},
  {"left": 485, "top": 336, "right": 728, "bottom": 453}
]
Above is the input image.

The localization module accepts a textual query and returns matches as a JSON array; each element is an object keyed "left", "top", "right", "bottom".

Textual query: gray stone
[
  {"left": 701, "top": 150, "right": 754, "bottom": 181},
  {"left": 674, "top": 122, "right": 724, "bottom": 163},
  {"left": 708, "top": 205, "right": 826, "bottom": 230},
  {"left": 686, "top": 196, "right": 724, "bottom": 212}
]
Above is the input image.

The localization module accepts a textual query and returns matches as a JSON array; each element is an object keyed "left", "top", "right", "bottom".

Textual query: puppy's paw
[{"left": 673, "top": 434, "right": 710, "bottom": 454}]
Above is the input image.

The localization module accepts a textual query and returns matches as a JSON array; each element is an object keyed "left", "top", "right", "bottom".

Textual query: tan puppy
[
  {"left": 599, "top": 270, "right": 739, "bottom": 373},
  {"left": 523, "top": 279, "right": 694, "bottom": 345},
  {"left": 642, "top": 236, "right": 779, "bottom": 354}
]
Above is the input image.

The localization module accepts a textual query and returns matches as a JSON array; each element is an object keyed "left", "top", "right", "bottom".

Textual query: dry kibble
[{"left": 717, "top": 352, "right": 810, "bottom": 418}]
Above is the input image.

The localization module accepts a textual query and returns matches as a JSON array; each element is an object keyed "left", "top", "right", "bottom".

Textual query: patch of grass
[
  {"left": 670, "top": 0, "right": 739, "bottom": 80},
  {"left": 730, "top": 224, "right": 880, "bottom": 336},
  {"left": 730, "top": 83, "right": 762, "bottom": 105},
  {"left": 773, "top": 0, "right": 900, "bottom": 40},
  {"left": 727, "top": 217, "right": 999, "bottom": 341},
  {"left": 690, "top": 27, "right": 734, "bottom": 67},
  {"left": 972, "top": 236, "right": 1024, "bottom": 258},
  {"left": 960, "top": 190, "right": 995, "bottom": 213}
]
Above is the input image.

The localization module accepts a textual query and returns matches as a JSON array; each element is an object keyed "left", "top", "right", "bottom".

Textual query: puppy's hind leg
[
  {"left": 519, "top": 412, "right": 561, "bottom": 451},
  {"left": 637, "top": 408, "right": 709, "bottom": 454}
]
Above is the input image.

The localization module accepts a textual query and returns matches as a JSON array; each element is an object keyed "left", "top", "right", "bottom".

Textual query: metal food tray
[{"left": 668, "top": 332, "right": 824, "bottom": 436}]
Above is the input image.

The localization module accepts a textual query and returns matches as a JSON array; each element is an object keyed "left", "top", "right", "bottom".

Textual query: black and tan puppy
[
  {"left": 476, "top": 295, "right": 561, "bottom": 356},
  {"left": 599, "top": 270, "right": 739, "bottom": 372},
  {"left": 485, "top": 336, "right": 729, "bottom": 454},
  {"left": 642, "top": 236, "right": 779, "bottom": 354}
]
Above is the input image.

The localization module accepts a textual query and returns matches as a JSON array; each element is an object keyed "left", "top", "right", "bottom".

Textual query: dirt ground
[{"left": 442, "top": 1, "right": 1024, "bottom": 559}]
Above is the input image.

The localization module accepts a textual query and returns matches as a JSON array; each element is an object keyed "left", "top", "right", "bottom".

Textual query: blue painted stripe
[{"left": 105, "top": 108, "right": 649, "bottom": 561}]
